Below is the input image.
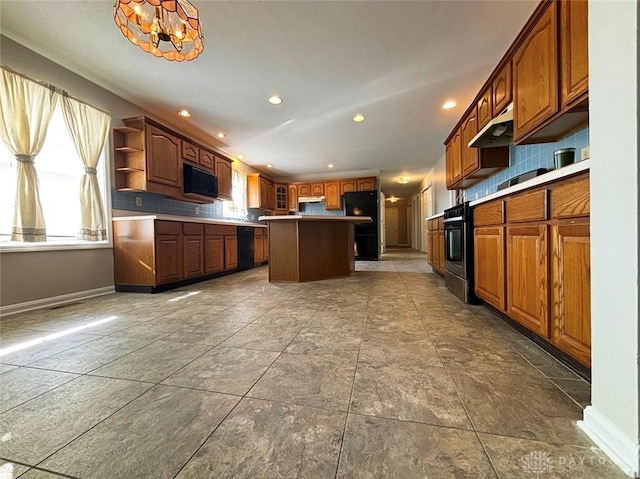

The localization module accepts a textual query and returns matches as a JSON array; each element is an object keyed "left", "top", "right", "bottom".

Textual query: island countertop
[{"left": 259, "top": 215, "right": 372, "bottom": 223}]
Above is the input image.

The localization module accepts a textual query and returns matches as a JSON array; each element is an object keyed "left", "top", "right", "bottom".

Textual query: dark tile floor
[{"left": 0, "top": 249, "right": 626, "bottom": 478}]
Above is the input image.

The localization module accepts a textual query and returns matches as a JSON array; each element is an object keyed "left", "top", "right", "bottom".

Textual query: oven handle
[{"left": 443, "top": 216, "right": 464, "bottom": 223}]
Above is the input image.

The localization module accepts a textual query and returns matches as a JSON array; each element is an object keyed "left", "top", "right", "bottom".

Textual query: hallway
[{"left": 0, "top": 250, "right": 624, "bottom": 478}]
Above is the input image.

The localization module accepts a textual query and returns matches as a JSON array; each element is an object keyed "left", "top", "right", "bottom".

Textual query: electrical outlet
[
  {"left": 581, "top": 146, "right": 590, "bottom": 161},
  {"left": 194, "top": 206, "right": 200, "bottom": 215},
  {"left": 135, "top": 196, "right": 142, "bottom": 207}
]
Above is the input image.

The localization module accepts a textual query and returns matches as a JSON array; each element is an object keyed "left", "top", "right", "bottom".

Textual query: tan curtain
[
  {"left": 0, "top": 68, "right": 57, "bottom": 242},
  {"left": 60, "top": 96, "right": 110, "bottom": 241}
]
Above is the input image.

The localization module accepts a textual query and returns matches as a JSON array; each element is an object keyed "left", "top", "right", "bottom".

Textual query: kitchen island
[{"left": 259, "top": 215, "right": 372, "bottom": 282}]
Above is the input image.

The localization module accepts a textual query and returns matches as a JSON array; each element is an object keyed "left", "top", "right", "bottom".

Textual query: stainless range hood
[
  {"left": 468, "top": 103, "right": 513, "bottom": 148},
  {"left": 298, "top": 195, "right": 325, "bottom": 203}
]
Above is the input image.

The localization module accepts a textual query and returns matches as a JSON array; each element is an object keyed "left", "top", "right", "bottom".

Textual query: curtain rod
[{"left": 1, "top": 65, "right": 111, "bottom": 116}]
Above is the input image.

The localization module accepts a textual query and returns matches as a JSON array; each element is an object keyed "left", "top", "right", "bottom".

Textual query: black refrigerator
[{"left": 343, "top": 191, "right": 378, "bottom": 261}]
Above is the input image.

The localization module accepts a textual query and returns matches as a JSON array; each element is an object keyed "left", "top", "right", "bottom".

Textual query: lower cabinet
[
  {"left": 204, "top": 235, "right": 224, "bottom": 274},
  {"left": 551, "top": 222, "right": 591, "bottom": 366},
  {"left": 506, "top": 224, "right": 549, "bottom": 337},
  {"left": 254, "top": 233, "right": 265, "bottom": 265},
  {"left": 183, "top": 223, "right": 205, "bottom": 278},
  {"left": 225, "top": 235, "right": 238, "bottom": 270},
  {"left": 427, "top": 218, "right": 445, "bottom": 274},
  {"left": 472, "top": 172, "right": 590, "bottom": 367},
  {"left": 155, "top": 234, "right": 183, "bottom": 285},
  {"left": 474, "top": 226, "right": 506, "bottom": 311}
]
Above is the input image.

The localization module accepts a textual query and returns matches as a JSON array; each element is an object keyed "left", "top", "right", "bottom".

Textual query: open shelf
[
  {"left": 113, "top": 126, "right": 143, "bottom": 134},
  {"left": 116, "top": 167, "right": 144, "bottom": 172},
  {"left": 115, "top": 146, "right": 143, "bottom": 153}
]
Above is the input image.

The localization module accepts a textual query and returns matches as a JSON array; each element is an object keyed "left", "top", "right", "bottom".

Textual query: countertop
[
  {"left": 259, "top": 215, "right": 372, "bottom": 223},
  {"left": 469, "top": 159, "right": 590, "bottom": 207},
  {"left": 112, "top": 213, "right": 268, "bottom": 228},
  {"left": 426, "top": 212, "right": 444, "bottom": 221}
]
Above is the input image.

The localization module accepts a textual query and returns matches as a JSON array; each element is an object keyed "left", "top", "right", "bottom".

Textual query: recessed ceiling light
[
  {"left": 267, "top": 163, "right": 273, "bottom": 168},
  {"left": 442, "top": 100, "right": 456, "bottom": 110},
  {"left": 328, "top": 163, "right": 334, "bottom": 169},
  {"left": 177, "top": 109, "right": 191, "bottom": 117},
  {"left": 216, "top": 132, "right": 225, "bottom": 139},
  {"left": 352, "top": 114, "right": 365, "bottom": 122},
  {"left": 237, "top": 154, "right": 245, "bottom": 160},
  {"left": 268, "top": 95, "right": 283, "bottom": 105},
  {"left": 397, "top": 177, "right": 410, "bottom": 184}
]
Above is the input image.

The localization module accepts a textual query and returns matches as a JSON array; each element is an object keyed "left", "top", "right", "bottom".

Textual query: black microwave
[{"left": 184, "top": 164, "right": 218, "bottom": 198}]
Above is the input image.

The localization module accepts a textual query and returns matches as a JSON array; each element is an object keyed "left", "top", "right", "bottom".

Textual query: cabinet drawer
[
  {"left": 155, "top": 220, "right": 182, "bottom": 235},
  {"left": 183, "top": 223, "right": 204, "bottom": 235},
  {"left": 552, "top": 175, "right": 589, "bottom": 219},
  {"left": 205, "top": 224, "right": 237, "bottom": 236},
  {"left": 506, "top": 190, "right": 548, "bottom": 223},
  {"left": 474, "top": 201, "right": 504, "bottom": 226}
]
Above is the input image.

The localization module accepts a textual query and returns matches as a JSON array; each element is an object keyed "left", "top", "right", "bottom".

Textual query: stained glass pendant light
[{"left": 114, "top": 0, "right": 204, "bottom": 61}]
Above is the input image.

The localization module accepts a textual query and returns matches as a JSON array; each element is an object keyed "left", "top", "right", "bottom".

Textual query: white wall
[{"left": 579, "top": 1, "right": 640, "bottom": 477}]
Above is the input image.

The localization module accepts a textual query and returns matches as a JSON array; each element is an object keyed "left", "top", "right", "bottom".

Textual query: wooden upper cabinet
[
  {"left": 445, "top": 142, "right": 454, "bottom": 189},
  {"left": 551, "top": 222, "right": 591, "bottom": 367},
  {"left": 341, "top": 179, "right": 357, "bottom": 195},
  {"left": 506, "top": 224, "right": 549, "bottom": 337},
  {"left": 513, "top": 2, "right": 559, "bottom": 141},
  {"left": 297, "top": 184, "right": 311, "bottom": 197},
  {"left": 267, "top": 179, "right": 276, "bottom": 210},
  {"left": 357, "top": 177, "right": 376, "bottom": 191},
  {"left": 198, "top": 149, "right": 215, "bottom": 171},
  {"left": 451, "top": 129, "right": 463, "bottom": 184},
  {"left": 560, "top": 0, "right": 588, "bottom": 107},
  {"left": 275, "top": 184, "right": 288, "bottom": 214},
  {"left": 474, "top": 226, "right": 506, "bottom": 311},
  {"left": 146, "top": 125, "right": 181, "bottom": 187},
  {"left": 324, "top": 181, "right": 341, "bottom": 210},
  {"left": 247, "top": 174, "right": 274, "bottom": 210},
  {"left": 214, "top": 156, "right": 233, "bottom": 201},
  {"left": 477, "top": 87, "right": 493, "bottom": 130},
  {"left": 461, "top": 108, "right": 479, "bottom": 177},
  {"left": 311, "top": 183, "right": 324, "bottom": 196},
  {"left": 181, "top": 140, "right": 199, "bottom": 164},
  {"left": 288, "top": 184, "right": 298, "bottom": 211},
  {"left": 492, "top": 61, "right": 512, "bottom": 115}
]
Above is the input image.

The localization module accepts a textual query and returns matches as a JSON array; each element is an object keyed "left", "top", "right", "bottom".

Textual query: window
[
  {"left": 0, "top": 105, "right": 109, "bottom": 247},
  {"left": 222, "top": 166, "right": 247, "bottom": 219}
]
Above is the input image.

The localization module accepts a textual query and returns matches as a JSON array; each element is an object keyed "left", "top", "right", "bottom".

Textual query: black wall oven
[{"left": 443, "top": 202, "right": 477, "bottom": 304}]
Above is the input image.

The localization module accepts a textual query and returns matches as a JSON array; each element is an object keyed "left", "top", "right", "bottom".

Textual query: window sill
[{"left": 0, "top": 240, "right": 112, "bottom": 253}]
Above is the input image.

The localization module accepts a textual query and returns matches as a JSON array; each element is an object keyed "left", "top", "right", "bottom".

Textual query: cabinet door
[
  {"left": 451, "top": 129, "right": 462, "bottom": 184},
  {"left": 204, "top": 235, "right": 224, "bottom": 274},
  {"left": 492, "top": 62, "right": 512, "bottom": 116},
  {"left": 551, "top": 223, "right": 591, "bottom": 367},
  {"left": 199, "top": 149, "right": 215, "bottom": 171},
  {"left": 561, "top": 0, "right": 588, "bottom": 107},
  {"left": 224, "top": 235, "right": 238, "bottom": 270},
  {"left": 341, "top": 179, "right": 357, "bottom": 194},
  {"left": 513, "top": 2, "right": 559, "bottom": 140},
  {"left": 275, "top": 184, "right": 288, "bottom": 212},
  {"left": 155, "top": 234, "right": 183, "bottom": 284},
  {"left": 259, "top": 177, "right": 270, "bottom": 209},
  {"left": 215, "top": 157, "right": 233, "bottom": 201},
  {"left": 437, "top": 231, "right": 445, "bottom": 272},
  {"left": 324, "top": 181, "right": 341, "bottom": 210},
  {"left": 445, "top": 142, "right": 454, "bottom": 189},
  {"left": 181, "top": 140, "right": 199, "bottom": 164},
  {"left": 263, "top": 231, "right": 269, "bottom": 261},
  {"left": 146, "top": 126, "right": 180, "bottom": 187},
  {"left": 477, "top": 87, "right": 492, "bottom": 130},
  {"left": 357, "top": 178, "right": 376, "bottom": 191},
  {"left": 267, "top": 181, "right": 276, "bottom": 210},
  {"left": 288, "top": 185, "right": 298, "bottom": 211},
  {"left": 461, "top": 108, "right": 479, "bottom": 177},
  {"left": 254, "top": 235, "right": 264, "bottom": 265},
  {"left": 311, "top": 183, "right": 324, "bottom": 196},
  {"left": 183, "top": 234, "right": 204, "bottom": 278},
  {"left": 474, "top": 227, "right": 506, "bottom": 311},
  {"left": 297, "top": 184, "right": 311, "bottom": 197},
  {"left": 506, "top": 225, "right": 549, "bottom": 336}
]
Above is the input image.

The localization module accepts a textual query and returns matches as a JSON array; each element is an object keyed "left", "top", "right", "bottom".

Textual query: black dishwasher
[{"left": 237, "top": 226, "right": 254, "bottom": 271}]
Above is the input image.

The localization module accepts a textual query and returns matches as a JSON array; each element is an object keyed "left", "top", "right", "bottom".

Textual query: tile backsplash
[
  {"left": 112, "top": 190, "right": 225, "bottom": 218},
  {"left": 299, "top": 201, "right": 344, "bottom": 216},
  {"left": 464, "top": 127, "right": 589, "bottom": 201}
]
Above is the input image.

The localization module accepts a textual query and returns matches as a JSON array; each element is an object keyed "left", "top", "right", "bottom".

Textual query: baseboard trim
[
  {"left": 0, "top": 286, "right": 115, "bottom": 317},
  {"left": 578, "top": 405, "right": 639, "bottom": 478}
]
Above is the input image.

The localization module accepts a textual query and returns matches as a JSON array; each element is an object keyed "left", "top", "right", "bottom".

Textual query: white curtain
[
  {"left": 0, "top": 68, "right": 57, "bottom": 242},
  {"left": 60, "top": 96, "right": 110, "bottom": 241},
  {"left": 223, "top": 166, "right": 248, "bottom": 218}
]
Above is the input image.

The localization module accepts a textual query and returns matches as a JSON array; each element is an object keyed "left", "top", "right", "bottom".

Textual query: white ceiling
[{"left": 0, "top": 0, "right": 537, "bottom": 198}]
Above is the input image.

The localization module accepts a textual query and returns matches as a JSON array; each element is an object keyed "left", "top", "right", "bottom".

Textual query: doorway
[{"left": 385, "top": 207, "right": 399, "bottom": 246}]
